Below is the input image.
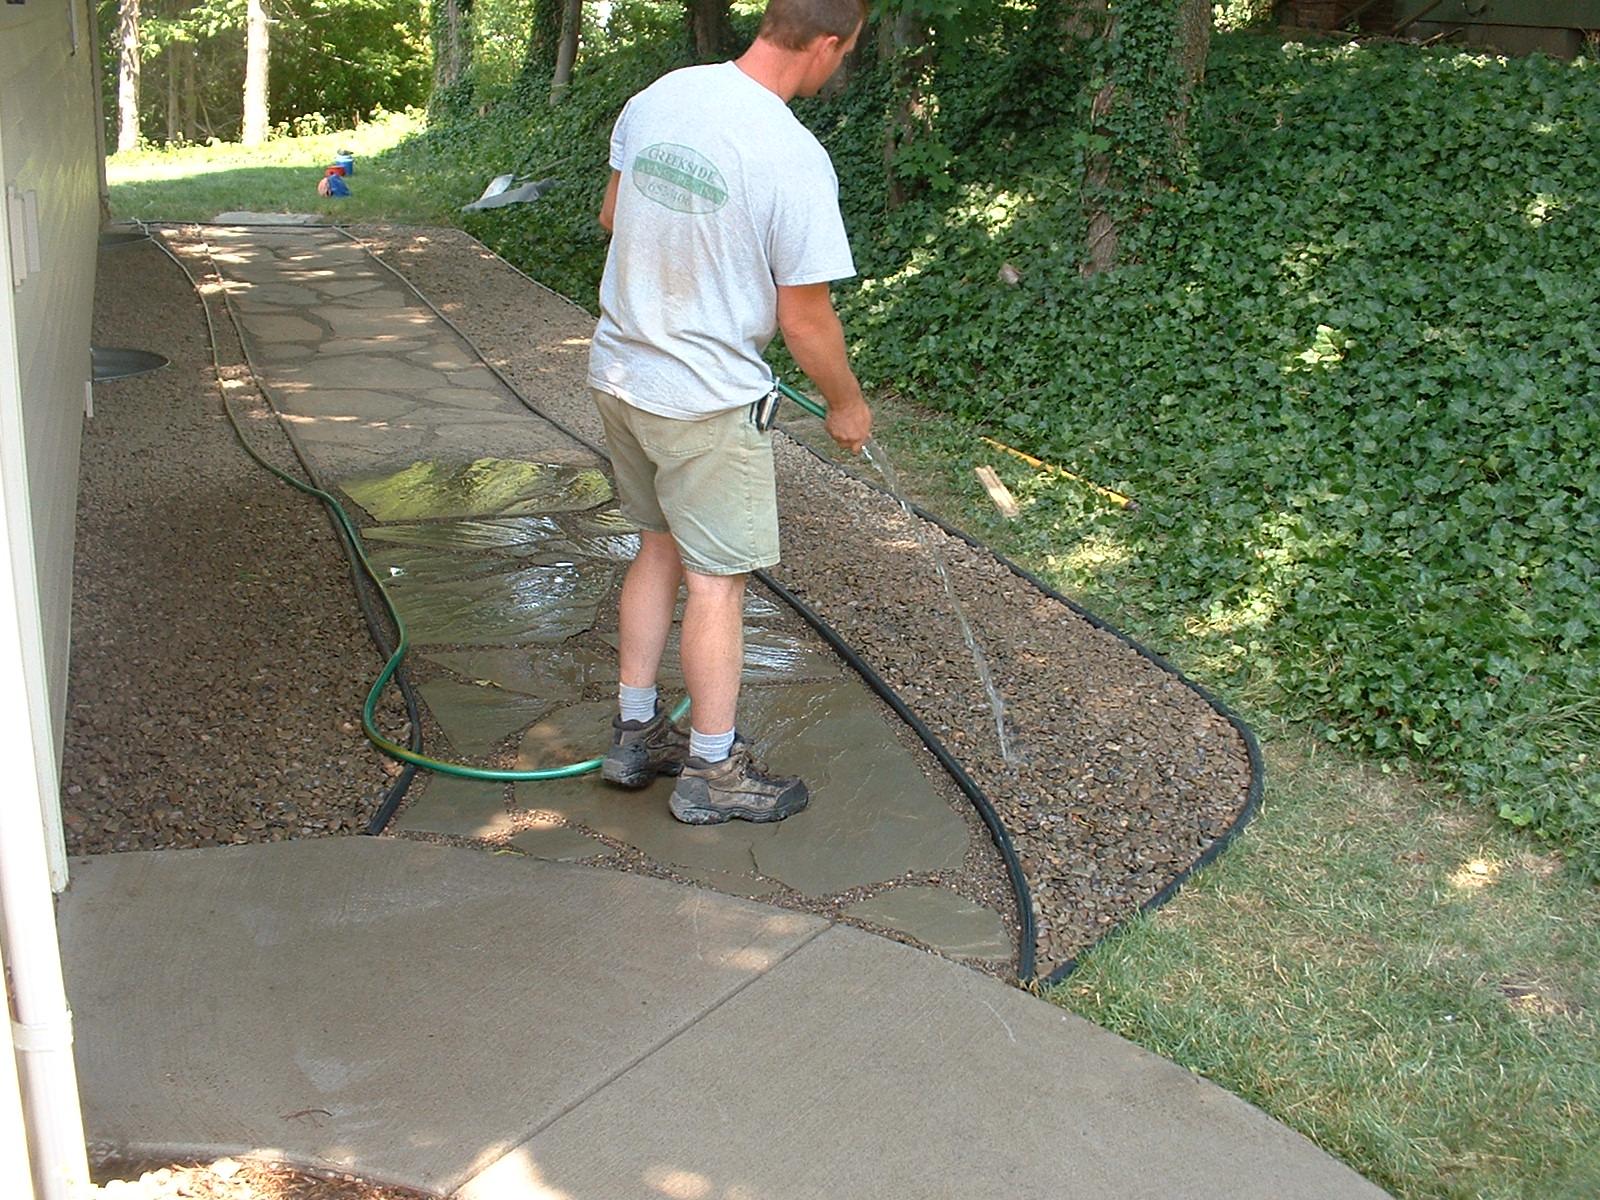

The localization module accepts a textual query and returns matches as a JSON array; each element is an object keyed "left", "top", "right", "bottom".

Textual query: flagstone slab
[
  {"left": 380, "top": 561, "right": 612, "bottom": 647},
  {"left": 315, "top": 279, "right": 387, "bottom": 297},
  {"left": 509, "top": 819, "right": 608, "bottom": 861},
  {"left": 275, "top": 389, "right": 419, "bottom": 422},
  {"left": 393, "top": 775, "right": 514, "bottom": 838},
  {"left": 419, "top": 386, "right": 517, "bottom": 412},
  {"left": 316, "top": 337, "right": 430, "bottom": 357},
  {"left": 421, "top": 647, "right": 615, "bottom": 698},
  {"left": 338, "top": 459, "right": 612, "bottom": 522},
  {"left": 236, "top": 313, "right": 324, "bottom": 342},
  {"left": 270, "top": 355, "right": 452, "bottom": 392},
  {"left": 512, "top": 683, "right": 969, "bottom": 897},
  {"left": 845, "top": 885, "right": 1013, "bottom": 959},
  {"left": 370, "top": 546, "right": 544, "bottom": 585},
  {"left": 416, "top": 680, "right": 556, "bottom": 759},
  {"left": 363, "top": 516, "right": 566, "bottom": 554},
  {"left": 232, "top": 282, "right": 327, "bottom": 307}
]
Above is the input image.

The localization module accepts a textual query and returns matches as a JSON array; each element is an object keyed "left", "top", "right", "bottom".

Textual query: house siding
[{"left": 1, "top": 0, "right": 100, "bottom": 760}]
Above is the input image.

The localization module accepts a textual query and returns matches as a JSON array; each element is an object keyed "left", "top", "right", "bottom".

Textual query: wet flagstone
[
  {"left": 339, "top": 459, "right": 612, "bottom": 522},
  {"left": 362, "top": 516, "right": 567, "bottom": 554},
  {"left": 415, "top": 680, "right": 555, "bottom": 759},
  {"left": 421, "top": 647, "right": 615, "bottom": 698},
  {"left": 393, "top": 775, "right": 513, "bottom": 838},
  {"left": 511, "top": 683, "right": 968, "bottom": 898},
  {"left": 844, "top": 886, "right": 1013, "bottom": 960},
  {"left": 380, "top": 561, "right": 613, "bottom": 646}
]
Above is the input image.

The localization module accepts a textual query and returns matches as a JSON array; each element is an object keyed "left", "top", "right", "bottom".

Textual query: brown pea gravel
[
  {"left": 64, "top": 237, "right": 407, "bottom": 853},
  {"left": 344, "top": 224, "right": 1258, "bottom": 980},
  {"left": 92, "top": 1156, "right": 432, "bottom": 1200}
]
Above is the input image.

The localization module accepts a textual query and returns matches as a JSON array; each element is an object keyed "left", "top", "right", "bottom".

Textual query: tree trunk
[
  {"left": 116, "top": 0, "right": 140, "bottom": 153},
  {"left": 166, "top": 44, "right": 180, "bottom": 145},
  {"left": 1171, "top": 0, "right": 1211, "bottom": 145},
  {"left": 1075, "top": 0, "right": 1117, "bottom": 275},
  {"left": 550, "top": 0, "right": 582, "bottom": 105},
  {"left": 242, "top": 0, "right": 270, "bottom": 146},
  {"left": 881, "top": 14, "right": 933, "bottom": 211},
  {"left": 687, "top": 0, "right": 736, "bottom": 61},
  {"left": 430, "top": 0, "right": 476, "bottom": 114},
  {"left": 519, "top": 0, "right": 564, "bottom": 84},
  {"left": 183, "top": 43, "right": 198, "bottom": 142}
]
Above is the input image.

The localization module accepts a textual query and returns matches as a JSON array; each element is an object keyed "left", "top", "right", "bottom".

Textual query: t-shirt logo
[{"left": 632, "top": 143, "right": 729, "bottom": 214}]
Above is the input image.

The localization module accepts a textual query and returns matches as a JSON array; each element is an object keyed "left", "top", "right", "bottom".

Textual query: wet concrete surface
[{"left": 196, "top": 225, "right": 1020, "bottom": 970}]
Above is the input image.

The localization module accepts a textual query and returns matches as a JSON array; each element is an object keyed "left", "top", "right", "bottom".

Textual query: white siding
[{"left": 1, "top": 0, "right": 100, "bottom": 763}]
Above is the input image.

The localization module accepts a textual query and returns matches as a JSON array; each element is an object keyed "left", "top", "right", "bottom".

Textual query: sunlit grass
[
  {"left": 106, "top": 111, "right": 454, "bottom": 225},
  {"left": 798, "top": 389, "right": 1600, "bottom": 1200}
]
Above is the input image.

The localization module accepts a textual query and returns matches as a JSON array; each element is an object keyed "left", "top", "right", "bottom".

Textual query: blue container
[{"left": 334, "top": 153, "right": 355, "bottom": 177}]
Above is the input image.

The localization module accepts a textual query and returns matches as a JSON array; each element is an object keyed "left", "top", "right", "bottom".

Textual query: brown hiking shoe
[
  {"left": 668, "top": 737, "right": 808, "bottom": 825},
  {"left": 602, "top": 704, "right": 689, "bottom": 788}
]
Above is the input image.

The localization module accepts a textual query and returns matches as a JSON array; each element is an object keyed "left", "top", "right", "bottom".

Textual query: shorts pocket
[{"left": 636, "top": 409, "right": 720, "bottom": 459}]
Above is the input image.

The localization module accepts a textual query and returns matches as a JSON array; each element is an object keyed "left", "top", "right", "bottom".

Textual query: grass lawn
[
  {"left": 110, "top": 127, "right": 1600, "bottom": 1200},
  {"left": 105, "top": 112, "right": 451, "bottom": 225}
]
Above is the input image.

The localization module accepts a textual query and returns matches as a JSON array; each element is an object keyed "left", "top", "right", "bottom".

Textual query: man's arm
[
  {"left": 776, "top": 282, "right": 872, "bottom": 454},
  {"left": 599, "top": 170, "right": 621, "bottom": 233}
]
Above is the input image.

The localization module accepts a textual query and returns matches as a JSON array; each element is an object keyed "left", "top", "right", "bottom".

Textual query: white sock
[
  {"left": 618, "top": 683, "right": 658, "bottom": 724},
  {"left": 689, "top": 727, "right": 736, "bottom": 764}
]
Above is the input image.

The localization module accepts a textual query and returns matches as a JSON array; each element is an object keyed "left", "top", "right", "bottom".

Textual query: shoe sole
[
  {"left": 668, "top": 790, "right": 808, "bottom": 825},
  {"left": 602, "top": 760, "right": 685, "bottom": 789}
]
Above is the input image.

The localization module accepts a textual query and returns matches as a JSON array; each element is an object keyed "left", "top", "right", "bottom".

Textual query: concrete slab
[
  {"left": 58, "top": 840, "right": 828, "bottom": 1194},
  {"left": 457, "top": 925, "right": 1389, "bottom": 1200}
]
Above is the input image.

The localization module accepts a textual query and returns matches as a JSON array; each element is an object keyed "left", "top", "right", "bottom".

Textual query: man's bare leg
[
  {"left": 617, "top": 530, "right": 684, "bottom": 689},
  {"left": 680, "top": 569, "right": 746, "bottom": 736}
]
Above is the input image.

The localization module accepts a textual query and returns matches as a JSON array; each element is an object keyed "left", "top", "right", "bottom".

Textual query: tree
[
  {"left": 550, "top": 0, "right": 581, "bottom": 104},
  {"left": 117, "top": 0, "right": 141, "bottom": 152},
  {"left": 1071, "top": 0, "right": 1211, "bottom": 275},
  {"left": 241, "top": 0, "right": 269, "bottom": 145},
  {"left": 519, "top": 0, "right": 564, "bottom": 86},
  {"left": 430, "top": 0, "right": 476, "bottom": 116},
  {"left": 686, "top": 0, "right": 736, "bottom": 61}
]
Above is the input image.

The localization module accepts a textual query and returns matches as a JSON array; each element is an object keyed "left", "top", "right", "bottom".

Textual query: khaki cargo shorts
[{"left": 594, "top": 389, "right": 780, "bottom": 576}]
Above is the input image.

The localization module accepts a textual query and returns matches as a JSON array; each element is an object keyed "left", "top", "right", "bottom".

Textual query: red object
[{"left": 326, "top": 165, "right": 346, "bottom": 176}]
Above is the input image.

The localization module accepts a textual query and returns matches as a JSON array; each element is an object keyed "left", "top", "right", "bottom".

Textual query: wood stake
[{"left": 974, "top": 465, "right": 1021, "bottom": 519}]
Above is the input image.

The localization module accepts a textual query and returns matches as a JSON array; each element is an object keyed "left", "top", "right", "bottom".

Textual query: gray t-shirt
[{"left": 588, "top": 61, "right": 856, "bottom": 420}]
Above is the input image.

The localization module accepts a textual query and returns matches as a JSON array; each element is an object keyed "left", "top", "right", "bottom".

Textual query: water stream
[{"left": 861, "top": 438, "right": 1019, "bottom": 767}]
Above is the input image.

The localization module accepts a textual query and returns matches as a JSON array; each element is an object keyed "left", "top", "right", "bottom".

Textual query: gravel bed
[
  {"left": 64, "top": 237, "right": 406, "bottom": 851},
  {"left": 347, "top": 224, "right": 1257, "bottom": 979},
  {"left": 93, "top": 1156, "right": 431, "bottom": 1200}
]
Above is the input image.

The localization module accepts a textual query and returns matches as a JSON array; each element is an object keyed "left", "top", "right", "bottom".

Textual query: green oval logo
[{"left": 632, "top": 143, "right": 729, "bottom": 215}]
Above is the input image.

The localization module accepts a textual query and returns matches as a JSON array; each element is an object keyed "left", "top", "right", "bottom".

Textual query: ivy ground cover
[
  {"left": 814, "top": 34, "right": 1599, "bottom": 874},
  {"left": 376, "top": 28, "right": 1598, "bottom": 873}
]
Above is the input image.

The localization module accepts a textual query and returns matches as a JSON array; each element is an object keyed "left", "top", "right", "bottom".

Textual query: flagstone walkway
[{"left": 196, "top": 225, "right": 1018, "bottom": 967}]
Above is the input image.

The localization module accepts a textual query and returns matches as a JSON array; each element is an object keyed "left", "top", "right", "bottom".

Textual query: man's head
[{"left": 757, "top": 0, "right": 866, "bottom": 95}]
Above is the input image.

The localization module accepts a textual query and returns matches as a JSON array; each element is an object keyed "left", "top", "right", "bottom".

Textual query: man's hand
[
  {"left": 825, "top": 397, "right": 872, "bottom": 454},
  {"left": 776, "top": 281, "right": 872, "bottom": 454}
]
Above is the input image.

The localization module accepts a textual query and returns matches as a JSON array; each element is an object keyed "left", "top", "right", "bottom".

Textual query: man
[{"left": 591, "top": 0, "right": 872, "bottom": 825}]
